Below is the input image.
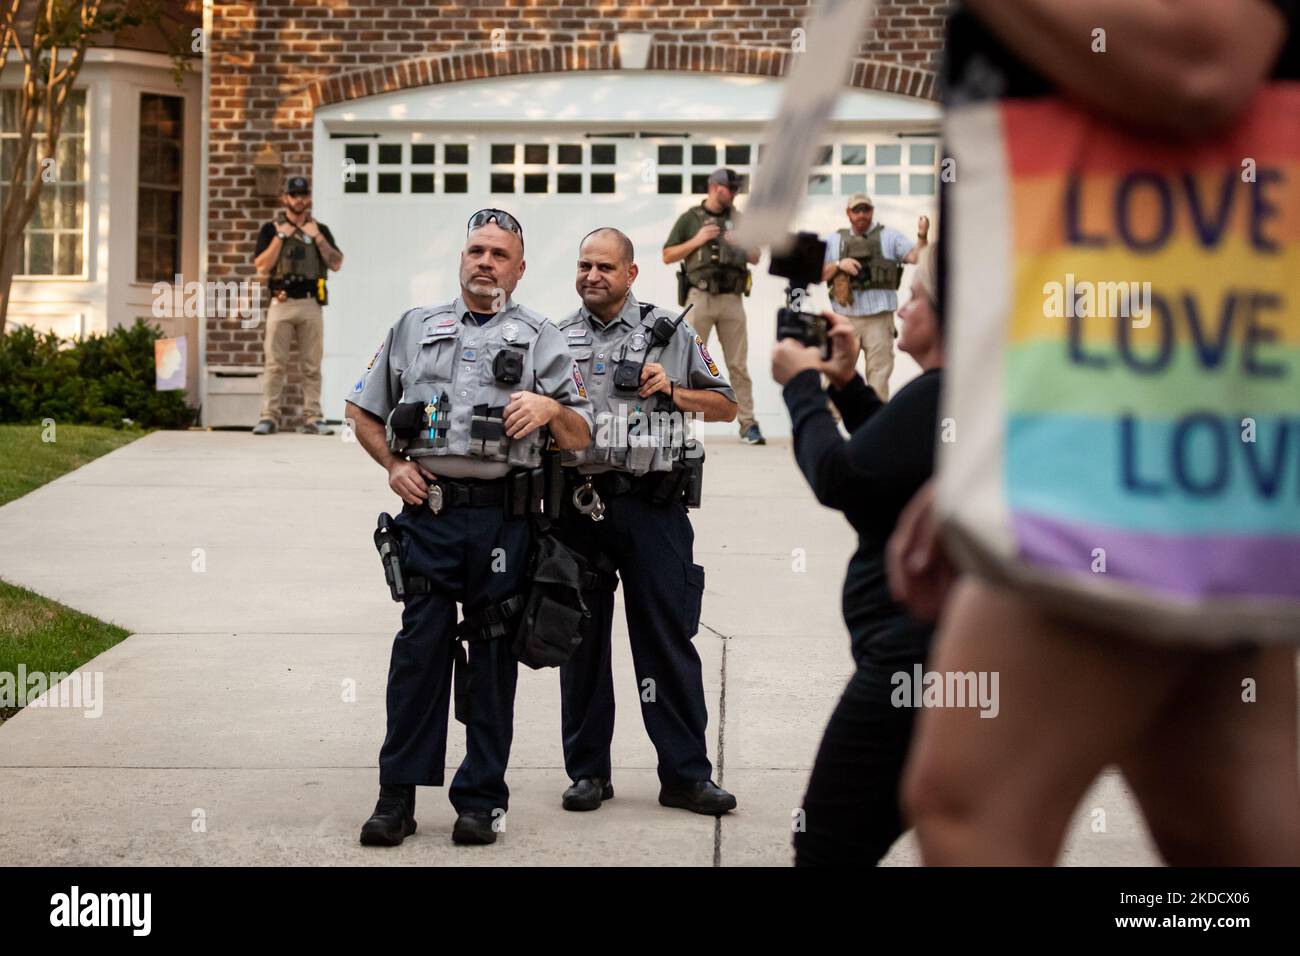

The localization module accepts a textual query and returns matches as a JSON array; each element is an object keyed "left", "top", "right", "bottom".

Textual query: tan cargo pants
[
  {"left": 847, "top": 310, "right": 896, "bottom": 401},
  {"left": 259, "top": 296, "right": 324, "bottom": 424},
  {"left": 685, "top": 288, "right": 755, "bottom": 433}
]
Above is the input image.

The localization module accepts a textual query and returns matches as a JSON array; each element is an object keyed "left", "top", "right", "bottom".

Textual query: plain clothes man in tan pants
[
  {"left": 663, "top": 168, "right": 765, "bottom": 444},
  {"left": 251, "top": 175, "right": 344, "bottom": 435},
  {"left": 821, "top": 193, "right": 928, "bottom": 400}
]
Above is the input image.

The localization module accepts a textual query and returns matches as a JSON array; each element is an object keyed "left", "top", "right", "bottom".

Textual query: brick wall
[{"left": 208, "top": 0, "right": 950, "bottom": 425}]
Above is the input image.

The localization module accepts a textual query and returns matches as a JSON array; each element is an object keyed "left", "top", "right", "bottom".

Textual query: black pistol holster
[{"left": 373, "top": 512, "right": 433, "bottom": 601}]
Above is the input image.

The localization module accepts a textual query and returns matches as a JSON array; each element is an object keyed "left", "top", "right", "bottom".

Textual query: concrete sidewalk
[{"left": 0, "top": 430, "right": 1160, "bottom": 865}]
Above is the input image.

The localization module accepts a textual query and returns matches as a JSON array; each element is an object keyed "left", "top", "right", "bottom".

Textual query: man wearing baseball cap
[
  {"left": 663, "top": 168, "right": 765, "bottom": 445},
  {"left": 821, "top": 193, "right": 928, "bottom": 399},
  {"left": 250, "top": 175, "right": 344, "bottom": 435}
]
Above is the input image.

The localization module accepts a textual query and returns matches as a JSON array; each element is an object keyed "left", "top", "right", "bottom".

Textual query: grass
[
  {"left": 0, "top": 580, "right": 130, "bottom": 724},
  {"left": 0, "top": 423, "right": 144, "bottom": 724},
  {"left": 0, "top": 423, "right": 146, "bottom": 507}
]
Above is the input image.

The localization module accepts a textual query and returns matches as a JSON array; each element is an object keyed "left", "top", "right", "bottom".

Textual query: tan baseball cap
[{"left": 846, "top": 193, "right": 874, "bottom": 211}]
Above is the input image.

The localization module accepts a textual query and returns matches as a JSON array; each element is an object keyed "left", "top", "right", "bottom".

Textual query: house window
[
  {"left": 490, "top": 141, "right": 618, "bottom": 195},
  {"left": 656, "top": 140, "right": 753, "bottom": 195},
  {"left": 343, "top": 138, "right": 470, "bottom": 194},
  {"left": 0, "top": 89, "right": 87, "bottom": 276},
  {"left": 137, "top": 94, "right": 182, "bottom": 282}
]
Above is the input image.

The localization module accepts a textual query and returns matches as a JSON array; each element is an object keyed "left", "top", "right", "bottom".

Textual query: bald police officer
[
  {"left": 555, "top": 227, "right": 738, "bottom": 816},
  {"left": 345, "top": 209, "right": 593, "bottom": 847}
]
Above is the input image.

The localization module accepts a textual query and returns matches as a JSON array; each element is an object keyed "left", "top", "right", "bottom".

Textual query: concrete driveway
[{"left": 0, "top": 429, "right": 1160, "bottom": 865}]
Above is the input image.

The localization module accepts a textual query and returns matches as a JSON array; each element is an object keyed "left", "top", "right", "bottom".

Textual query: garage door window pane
[
  {"left": 658, "top": 174, "right": 682, "bottom": 194},
  {"left": 491, "top": 144, "right": 515, "bottom": 164},
  {"left": 345, "top": 143, "right": 369, "bottom": 165},
  {"left": 807, "top": 174, "right": 832, "bottom": 195},
  {"left": 445, "top": 172, "right": 468, "bottom": 193},
  {"left": 658, "top": 145, "right": 683, "bottom": 165},
  {"left": 491, "top": 172, "right": 515, "bottom": 193},
  {"left": 841, "top": 174, "right": 866, "bottom": 194},
  {"left": 841, "top": 144, "right": 866, "bottom": 165},
  {"left": 691, "top": 173, "right": 709, "bottom": 194},
  {"left": 590, "top": 173, "right": 615, "bottom": 193},
  {"left": 411, "top": 144, "right": 435, "bottom": 165},
  {"left": 876, "top": 144, "right": 901, "bottom": 166},
  {"left": 557, "top": 173, "right": 581, "bottom": 193},
  {"left": 524, "top": 144, "right": 548, "bottom": 165},
  {"left": 445, "top": 144, "right": 469, "bottom": 164},
  {"left": 910, "top": 144, "right": 936, "bottom": 166},
  {"left": 378, "top": 173, "right": 401, "bottom": 193},
  {"left": 411, "top": 173, "right": 434, "bottom": 193},
  {"left": 692, "top": 144, "right": 716, "bottom": 166},
  {"left": 524, "top": 173, "right": 548, "bottom": 193},
  {"left": 875, "top": 173, "right": 901, "bottom": 195},
  {"left": 378, "top": 143, "right": 402, "bottom": 164},
  {"left": 558, "top": 144, "right": 582, "bottom": 165},
  {"left": 344, "top": 173, "right": 369, "bottom": 193},
  {"left": 725, "top": 144, "right": 751, "bottom": 166},
  {"left": 909, "top": 173, "right": 935, "bottom": 195},
  {"left": 812, "top": 145, "right": 833, "bottom": 166},
  {"left": 591, "top": 144, "right": 616, "bottom": 165}
]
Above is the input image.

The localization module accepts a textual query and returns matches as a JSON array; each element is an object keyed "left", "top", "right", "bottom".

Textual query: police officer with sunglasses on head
[{"left": 345, "top": 208, "right": 593, "bottom": 847}]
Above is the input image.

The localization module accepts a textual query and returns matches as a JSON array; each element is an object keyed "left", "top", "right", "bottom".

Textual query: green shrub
[{"left": 0, "top": 319, "right": 195, "bottom": 428}]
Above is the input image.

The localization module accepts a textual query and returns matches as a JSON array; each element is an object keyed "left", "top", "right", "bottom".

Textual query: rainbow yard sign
[{"left": 940, "top": 84, "right": 1300, "bottom": 642}]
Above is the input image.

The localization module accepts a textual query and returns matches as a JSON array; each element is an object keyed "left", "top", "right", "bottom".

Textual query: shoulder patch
[
  {"left": 365, "top": 340, "right": 384, "bottom": 370},
  {"left": 696, "top": 335, "right": 720, "bottom": 378}
]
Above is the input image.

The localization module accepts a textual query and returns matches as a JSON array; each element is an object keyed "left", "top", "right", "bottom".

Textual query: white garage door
[{"left": 313, "top": 73, "right": 941, "bottom": 435}]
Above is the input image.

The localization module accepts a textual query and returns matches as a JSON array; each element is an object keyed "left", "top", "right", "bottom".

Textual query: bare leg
[{"left": 901, "top": 576, "right": 1200, "bottom": 864}]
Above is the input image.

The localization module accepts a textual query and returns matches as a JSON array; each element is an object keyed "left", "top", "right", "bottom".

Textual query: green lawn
[
  {"left": 0, "top": 424, "right": 143, "bottom": 724},
  {"left": 0, "top": 423, "right": 145, "bottom": 507}
]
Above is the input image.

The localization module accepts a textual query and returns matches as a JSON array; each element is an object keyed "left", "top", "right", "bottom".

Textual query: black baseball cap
[{"left": 285, "top": 176, "right": 310, "bottom": 196}]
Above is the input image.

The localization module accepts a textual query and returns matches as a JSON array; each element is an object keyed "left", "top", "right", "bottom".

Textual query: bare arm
[
  {"left": 344, "top": 402, "right": 435, "bottom": 505},
  {"left": 314, "top": 233, "right": 344, "bottom": 271},
  {"left": 547, "top": 403, "right": 592, "bottom": 450},
  {"left": 672, "top": 387, "right": 738, "bottom": 423},
  {"left": 253, "top": 232, "right": 285, "bottom": 274},
  {"left": 663, "top": 235, "right": 703, "bottom": 266},
  {"left": 964, "top": 0, "right": 1286, "bottom": 136}
]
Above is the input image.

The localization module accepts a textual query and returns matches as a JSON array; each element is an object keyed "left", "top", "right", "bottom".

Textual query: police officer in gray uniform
[
  {"left": 554, "top": 227, "right": 739, "bottom": 816},
  {"left": 345, "top": 209, "right": 593, "bottom": 847}
]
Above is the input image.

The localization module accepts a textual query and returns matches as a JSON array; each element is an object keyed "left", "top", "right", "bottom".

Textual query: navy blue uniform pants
[
  {"left": 557, "top": 488, "right": 712, "bottom": 787},
  {"left": 377, "top": 502, "right": 531, "bottom": 814}
]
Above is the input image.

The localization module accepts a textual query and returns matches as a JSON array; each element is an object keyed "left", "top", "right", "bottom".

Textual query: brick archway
[{"left": 305, "top": 40, "right": 938, "bottom": 109}]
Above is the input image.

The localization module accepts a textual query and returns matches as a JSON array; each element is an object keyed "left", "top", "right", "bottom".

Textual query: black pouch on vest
[
  {"left": 676, "top": 267, "right": 689, "bottom": 307},
  {"left": 389, "top": 401, "right": 426, "bottom": 441}
]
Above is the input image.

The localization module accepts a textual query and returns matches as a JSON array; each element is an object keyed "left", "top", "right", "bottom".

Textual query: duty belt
[{"left": 400, "top": 470, "right": 547, "bottom": 518}]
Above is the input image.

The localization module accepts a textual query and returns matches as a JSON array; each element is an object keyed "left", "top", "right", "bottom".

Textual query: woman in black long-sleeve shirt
[{"left": 772, "top": 246, "right": 943, "bottom": 865}]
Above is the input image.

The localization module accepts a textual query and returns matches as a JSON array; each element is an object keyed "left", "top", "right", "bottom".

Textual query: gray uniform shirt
[
  {"left": 554, "top": 291, "right": 736, "bottom": 475},
  {"left": 347, "top": 295, "right": 594, "bottom": 479}
]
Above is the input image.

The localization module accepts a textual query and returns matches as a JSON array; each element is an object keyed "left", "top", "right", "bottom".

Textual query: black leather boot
[
  {"left": 452, "top": 809, "right": 498, "bottom": 845},
  {"left": 562, "top": 777, "right": 614, "bottom": 811},
  {"left": 359, "top": 784, "right": 417, "bottom": 846},
  {"left": 658, "top": 779, "right": 737, "bottom": 816}
]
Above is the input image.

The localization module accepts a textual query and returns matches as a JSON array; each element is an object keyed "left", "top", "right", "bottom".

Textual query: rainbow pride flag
[{"left": 940, "top": 84, "right": 1300, "bottom": 640}]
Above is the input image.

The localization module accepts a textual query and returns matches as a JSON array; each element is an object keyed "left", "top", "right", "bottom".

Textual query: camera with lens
[
  {"left": 770, "top": 231, "right": 831, "bottom": 360},
  {"left": 493, "top": 347, "right": 524, "bottom": 385},
  {"left": 612, "top": 359, "right": 643, "bottom": 392}
]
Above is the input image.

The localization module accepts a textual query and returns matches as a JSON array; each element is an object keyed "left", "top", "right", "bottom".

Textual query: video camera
[{"left": 770, "top": 231, "right": 831, "bottom": 360}]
